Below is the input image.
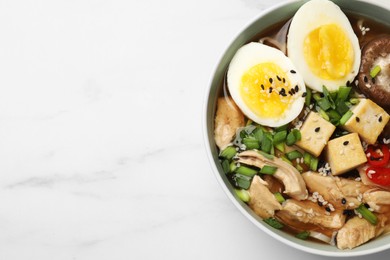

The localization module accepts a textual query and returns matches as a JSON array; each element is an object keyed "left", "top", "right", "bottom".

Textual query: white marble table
[{"left": 0, "top": 0, "right": 389, "bottom": 259}]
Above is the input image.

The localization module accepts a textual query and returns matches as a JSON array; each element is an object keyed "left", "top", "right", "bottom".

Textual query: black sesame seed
[
  {"left": 288, "top": 90, "right": 292, "bottom": 95},
  {"left": 277, "top": 75, "right": 281, "bottom": 81},
  {"left": 379, "top": 116, "right": 383, "bottom": 122},
  {"left": 356, "top": 116, "right": 360, "bottom": 122},
  {"left": 290, "top": 70, "right": 296, "bottom": 74},
  {"left": 346, "top": 80, "right": 350, "bottom": 86},
  {"left": 269, "top": 87, "right": 273, "bottom": 93},
  {"left": 343, "top": 141, "right": 349, "bottom": 146},
  {"left": 319, "top": 93, "right": 324, "bottom": 98},
  {"left": 302, "top": 92, "right": 307, "bottom": 97},
  {"left": 291, "top": 88, "right": 296, "bottom": 95},
  {"left": 315, "top": 127, "right": 320, "bottom": 132},
  {"left": 364, "top": 76, "right": 368, "bottom": 83},
  {"left": 341, "top": 198, "right": 347, "bottom": 205},
  {"left": 343, "top": 209, "right": 354, "bottom": 216},
  {"left": 318, "top": 201, "right": 323, "bottom": 207},
  {"left": 372, "top": 77, "right": 376, "bottom": 84},
  {"left": 269, "top": 78, "right": 273, "bottom": 84},
  {"left": 364, "top": 203, "right": 370, "bottom": 208},
  {"left": 282, "top": 78, "right": 286, "bottom": 83},
  {"left": 325, "top": 207, "right": 331, "bottom": 212},
  {"left": 295, "top": 85, "right": 299, "bottom": 92}
]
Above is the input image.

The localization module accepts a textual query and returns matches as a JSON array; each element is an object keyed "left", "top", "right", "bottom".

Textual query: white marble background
[{"left": 0, "top": 0, "right": 389, "bottom": 259}]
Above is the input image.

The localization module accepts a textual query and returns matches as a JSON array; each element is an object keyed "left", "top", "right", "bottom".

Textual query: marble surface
[{"left": 0, "top": 0, "right": 389, "bottom": 259}]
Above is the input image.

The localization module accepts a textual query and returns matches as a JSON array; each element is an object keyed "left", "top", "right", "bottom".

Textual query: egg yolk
[
  {"left": 304, "top": 24, "right": 354, "bottom": 80},
  {"left": 240, "top": 62, "right": 292, "bottom": 119}
]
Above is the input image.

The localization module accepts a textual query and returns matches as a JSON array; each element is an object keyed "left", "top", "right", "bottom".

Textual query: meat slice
[
  {"left": 336, "top": 215, "right": 387, "bottom": 249},
  {"left": 214, "top": 97, "right": 245, "bottom": 150},
  {"left": 247, "top": 176, "right": 282, "bottom": 219},
  {"left": 238, "top": 150, "right": 308, "bottom": 200},
  {"left": 277, "top": 199, "right": 346, "bottom": 230}
]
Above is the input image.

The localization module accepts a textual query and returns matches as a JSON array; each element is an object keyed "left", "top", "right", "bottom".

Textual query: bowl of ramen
[{"left": 203, "top": 0, "right": 390, "bottom": 256}]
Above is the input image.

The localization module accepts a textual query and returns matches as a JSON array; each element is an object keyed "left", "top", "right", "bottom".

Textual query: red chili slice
[
  {"left": 367, "top": 144, "right": 390, "bottom": 167},
  {"left": 366, "top": 166, "right": 390, "bottom": 186}
]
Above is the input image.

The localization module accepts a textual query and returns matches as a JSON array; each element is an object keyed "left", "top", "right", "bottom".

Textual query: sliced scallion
[
  {"left": 234, "top": 174, "right": 252, "bottom": 190},
  {"left": 286, "top": 150, "right": 303, "bottom": 160},
  {"left": 304, "top": 152, "right": 312, "bottom": 166},
  {"left": 274, "top": 142, "right": 285, "bottom": 153},
  {"left": 261, "top": 135, "right": 273, "bottom": 154},
  {"left": 370, "top": 65, "right": 381, "bottom": 78},
  {"left": 281, "top": 155, "right": 293, "bottom": 165},
  {"left": 258, "top": 150, "right": 274, "bottom": 160},
  {"left": 243, "top": 137, "right": 260, "bottom": 150},
  {"left": 349, "top": 98, "right": 360, "bottom": 105},
  {"left": 220, "top": 146, "right": 237, "bottom": 160},
  {"left": 229, "top": 161, "right": 237, "bottom": 172},
  {"left": 296, "top": 231, "right": 311, "bottom": 240},
  {"left": 305, "top": 88, "right": 312, "bottom": 107},
  {"left": 310, "top": 157, "right": 319, "bottom": 171},
  {"left": 263, "top": 218, "right": 284, "bottom": 229},
  {"left": 274, "top": 192, "right": 285, "bottom": 203},
  {"left": 273, "top": 130, "right": 287, "bottom": 144},
  {"left": 336, "top": 86, "right": 351, "bottom": 101},
  {"left": 319, "top": 108, "right": 330, "bottom": 121},
  {"left": 291, "top": 129, "right": 301, "bottom": 141},
  {"left": 286, "top": 131, "right": 297, "bottom": 146},
  {"left": 221, "top": 159, "right": 230, "bottom": 174},
  {"left": 339, "top": 110, "right": 353, "bottom": 125},
  {"left": 235, "top": 166, "right": 258, "bottom": 177},
  {"left": 260, "top": 165, "right": 278, "bottom": 175},
  {"left": 356, "top": 204, "right": 377, "bottom": 225},
  {"left": 235, "top": 189, "right": 250, "bottom": 202}
]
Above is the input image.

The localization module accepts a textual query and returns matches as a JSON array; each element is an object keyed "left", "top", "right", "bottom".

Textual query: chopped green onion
[
  {"left": 274, "top": 192, "right": 285, "bottom": 203},
  {"left": 296, "top": 164, "right": 304, "bottom": 173},
  {"left": 319, "top": 108, "right": 330, "bottom": 121},
  {"left": 335, "top": 99, "right": 349, "bottom": 115},
  {"left": 305, "top": 88, "right": 312, "bottom": 107},
  {"left": 296, "top": 231, "right": 311, "bottom": 240},
  {"left": 281, "top": 155, "right": 293, "bottom": 165},
  {"left": 286, "top": 150, "right": 303, "bottom": 160},
  {"left": 291, "top": 129, "right": 301, "bottom": 141},
  {"left": 322, "top": 86, "right": 336, "bottom": 109},
  {"left": 258, "top": 150, "right": 274, "bottom": 160},
  {"left": 273, "top": 130, "right": 287, "bottom": 144},
  {"left": 339, "top": 110, "right": 353, "bottom": 125},
  {"left": 235, "top": 174, "right": 251, "bottom": 190},
  {"left": 261, "top": 135, "right": 273, "bottom": 153},
  {"left": 286, "top": 131, "right": 297, "bottom": 146},
  {"left": 349, "top": 98, "right": 360, "bottom": 105},
  {"left": 230, "top": 161, "right": 237, "bottom": 172},
  {"left": 260, "top": 165, "right": 278, "bottom": 175},
  {"left": 235, "top": 189, "right": 250, "bottom": 202},
  {"left": 304, "top": 152, "right": 312, "bottom": 166},
  {"left": 336, "top": 86, "right": 351, "bottom": 101},
  {"left": 275, "top": 124, "right": 288, "bottom": 132},
  {"left": 220, "top": 146, "right": 237, "bottom": 160},
  {"left": 235, "top": 166, "right": 258, "bottom": 177},
  {"left": 310, "top": 157, "right": 319, "bottom": 171},
  {"left": 243, "top": 137, "right": 260, "bottom": 150},
  {"left": 274, "top": 142, "right": 285, "bottom": 153},
  {"left": 263, "top": 218, "right": 284, "bottom": 229},
  {"left": 313, "top": 93, "right": 322, "bottom": 101},
  {"left": 221, "top": 159, "right": 230, "bottom": 174},
  {"left": 317, "top": 97, "right": 331, "bottom": 111},
  {"left": 370, "top": 65, "right": 381, "bottom": 78},
  {"left": 356, "top": 204, "right": 377, "bottom": 225},
  {"left": 253, "top": 127, "right": 264, "bottom": 142}
]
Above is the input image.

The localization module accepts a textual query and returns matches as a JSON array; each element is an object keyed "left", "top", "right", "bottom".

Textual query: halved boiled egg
[
  {"left": 227, "top": 42, "right": 306, "bottom": 127},
  {"left": 287, "top": 0, "right": 360, "bottom": 92}
]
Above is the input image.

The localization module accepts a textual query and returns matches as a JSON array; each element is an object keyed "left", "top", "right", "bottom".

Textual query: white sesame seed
[
  {"left": 355, "top": 177, "right": 361, "bottom": 182},
  {"left": 349, "top": 202, "right": 355, "bottom": 207}
]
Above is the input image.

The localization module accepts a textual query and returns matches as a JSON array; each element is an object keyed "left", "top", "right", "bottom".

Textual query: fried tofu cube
[
  {"left": 326, "top": 133, "right": 367, "bottom": 175},
  {"left": 296, "top": 112, "right": 336, "bottom": 157},
  {"left": 343, "top": 99, "right": 389, "bottom": 144}
]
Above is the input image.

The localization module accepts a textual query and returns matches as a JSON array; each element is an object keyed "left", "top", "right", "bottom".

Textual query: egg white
[
  {"left": 227, "top": 42, "right": 306, "bottom": 127},
  {"left": 287, "top": 0, "right": 361, "bottom": 92}
]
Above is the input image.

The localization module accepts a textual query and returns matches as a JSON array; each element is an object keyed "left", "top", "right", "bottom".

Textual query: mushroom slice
[
  {"left": 336, "top": 215, "right": 388, "bottom": 250},
  {"left": 358, "top": 34, "right": 390, "bottom": 109},
  {"left": 238, "top": 150, "right": 308, "bottom": 200},
  {"left": 278, "top": 199, "right": 346, "bottom": 230},
  {"left": 247, "top": 176, "right": 282, "bottom": 219},
  {"left": 214, "top": 97, "right": 245, "bottom": 150}
]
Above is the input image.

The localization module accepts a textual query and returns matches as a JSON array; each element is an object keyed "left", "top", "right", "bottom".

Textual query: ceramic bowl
[{"left": 203, "top": 0, "right": 390, "bottom": 256}]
